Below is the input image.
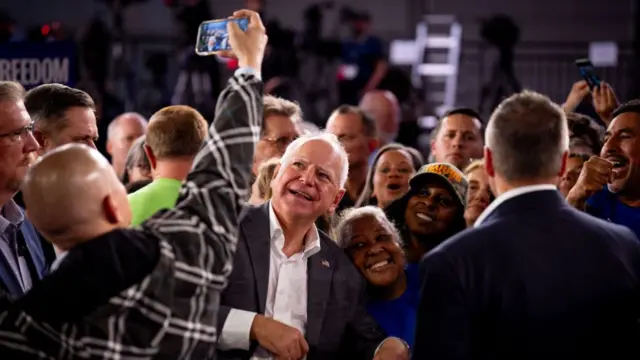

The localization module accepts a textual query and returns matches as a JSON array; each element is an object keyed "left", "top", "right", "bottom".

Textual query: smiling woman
[
  {"left": 385, "top": 163, "right": 468, "bottom": 264},
  {"left": 335, "top": 206, "right": 420, "bottom": 348}
]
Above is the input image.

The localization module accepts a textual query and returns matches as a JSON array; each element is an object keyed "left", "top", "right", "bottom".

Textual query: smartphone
[
  {"left": 574, "top": 58, "right": 602, "bottom": 89},
  {"left": 195, "top": 18, "right": 249, "bottom": 56}
]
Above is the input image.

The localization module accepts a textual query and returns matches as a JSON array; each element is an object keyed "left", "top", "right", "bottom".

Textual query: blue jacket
[{"left": 0, "top": 207, "right": 48, "bottom": 298}]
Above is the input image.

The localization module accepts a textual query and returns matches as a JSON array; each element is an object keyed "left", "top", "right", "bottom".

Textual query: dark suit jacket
[
  {"left": 0, "top": 208, "right": 48, "bottom": 299},
  {"left": 218, "top": 204, "right": 386, "bottom": 360},
  {"left": 12, "top": 191, "right": 58, "bottom": 266},
  {"left": 413, "top": 189, "right": 640, "bottom": 360}
]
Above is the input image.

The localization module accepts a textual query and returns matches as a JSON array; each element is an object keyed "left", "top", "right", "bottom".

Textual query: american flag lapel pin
[{"left": 321, "top": 259, "right": 330, "bottom": 268}]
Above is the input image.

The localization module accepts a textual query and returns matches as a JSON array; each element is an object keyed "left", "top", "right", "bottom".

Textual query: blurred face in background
[
  {"left": 359, "top": 91, "right": 400, "bottom": 146},
  {"left": 431, "top": 114, "right": 483, "bottom": 170},
  {"left": 253, "top": 114, "right": 300, "bottom": 175},
  {"left": 126, "top": 164, "right": 152, "bottom": 184},
  {"left": 464, "top": 166, "right": 492, "bottom": 227},
  {"left": 558, "top": 155, "right": 587, "bottom": 197},
  {"left": 107, "top": 114, "right": 147, "bottom": 177},
  {"left": 372, "top": 149, "right": 414, "bottom": 208},
  {"left": 569, "top": 136, "right": 596, "bottom": 157},
  {"left": 326, "top": 112, "right": 375, "bottom": 169}
]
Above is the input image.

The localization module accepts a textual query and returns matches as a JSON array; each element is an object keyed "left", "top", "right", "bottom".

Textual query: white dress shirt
[
  {"left": 218, "top": 202, "right": 321, "bottom": 359},
  {"left": 474, "top": 184, "right": 558, "bottom": 227}
]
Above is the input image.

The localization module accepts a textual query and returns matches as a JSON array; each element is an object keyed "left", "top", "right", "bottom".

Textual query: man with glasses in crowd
[
  {"left": 0, "top": 81, "right": 47, "bottom": 301},
  {"left": 252, "top": 95, "right": 301, "bottom": 176}
]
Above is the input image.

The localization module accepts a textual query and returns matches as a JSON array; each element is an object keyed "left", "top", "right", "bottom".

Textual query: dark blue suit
[
  {"left": 217, "top": 204, "right": 386, "bottom": 360},
  {"left": 413, "top": 189, "right": 640, "bottom": 360},
  {"left": 0, "top": 207, "right": 48, "bottom": 300}
]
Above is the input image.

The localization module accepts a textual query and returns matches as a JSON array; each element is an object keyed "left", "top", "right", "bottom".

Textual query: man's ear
[
  {"left": 484, "top": 147, "right": 495, "bottom": 177},
  {"left": 102, "top": 195, "right": 122, "bottom": 225},
  {"left": 143, "top": 144, "right": 157, "bottom": 170},
  {"left": 271, "top": 164, "right": 281, "bottom": 181},
  {"left": 33, "top": 130, "right": 46, "bottom": 148},
  {"left": 327, "top": 189, "right": 346, "bottom": 214},
  {"left": 558, "top": 150, "right": 569, "bottom": 177},
  {"left": 106, "top": 139, "right": 114, "bottom": 156}
]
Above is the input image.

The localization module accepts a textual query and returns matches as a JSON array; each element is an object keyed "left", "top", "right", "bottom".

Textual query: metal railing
[{"left": 110, "top": 36, "right": 635, "bottom": 123}]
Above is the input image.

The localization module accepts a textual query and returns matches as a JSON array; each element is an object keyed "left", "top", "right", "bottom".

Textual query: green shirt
[{"left": 128, "top": 178, "right": 182, "bottom": 226}]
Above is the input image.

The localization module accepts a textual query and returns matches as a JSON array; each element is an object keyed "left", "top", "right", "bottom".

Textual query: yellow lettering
[{"left": 424, "top": 164, "right": 462, "bottom": 183}]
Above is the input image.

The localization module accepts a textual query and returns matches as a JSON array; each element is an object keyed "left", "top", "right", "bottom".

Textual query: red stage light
[{"left": 226, "top": 58, "right": 239, "bottom": 71}]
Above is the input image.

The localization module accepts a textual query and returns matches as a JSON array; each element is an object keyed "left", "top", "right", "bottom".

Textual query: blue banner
[{"left": 0, "top": 41, "right": 77, "bottom": 89}]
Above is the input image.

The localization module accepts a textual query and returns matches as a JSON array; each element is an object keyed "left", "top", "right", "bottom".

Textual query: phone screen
[
  {"left": 575, "top": 58, "right": 601, "bottom": 89},
  {"left": 195, "top": 18, "right": 249, "bottom": 56}
]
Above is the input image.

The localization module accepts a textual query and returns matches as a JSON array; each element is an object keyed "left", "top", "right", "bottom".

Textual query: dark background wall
[{"left": 1, "top": 0, "right": 634, "bottom": 110}]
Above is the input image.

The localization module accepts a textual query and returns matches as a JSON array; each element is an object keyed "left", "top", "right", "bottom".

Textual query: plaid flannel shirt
[{"left": 0, "top": 73, "right": 263, "bottom": 359}]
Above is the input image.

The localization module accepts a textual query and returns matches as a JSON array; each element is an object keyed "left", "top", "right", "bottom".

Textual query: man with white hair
[
  {"left": 217, "top": 132, "right": 409, "bottom": 360},
  {"left": 413, "top": 90, "right": 640, "bottom": 359}
]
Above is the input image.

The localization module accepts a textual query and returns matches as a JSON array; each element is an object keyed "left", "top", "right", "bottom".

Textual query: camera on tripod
[{"left": 478, "top": 14, "right": 523, "bottom": 114}]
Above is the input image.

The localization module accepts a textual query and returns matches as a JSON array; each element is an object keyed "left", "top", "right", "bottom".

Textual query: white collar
[
  {"left": 474, "top": 184, "right": 558, "bottom": 227},
  {"left": 50, "top": 251, "right": 69, "bottom": 271},
  {"left": 0, "top": 199, "right": 24, "bottom": 233},
  {"left": 268, "top": 201, "right": 321, "bottom": 259}
]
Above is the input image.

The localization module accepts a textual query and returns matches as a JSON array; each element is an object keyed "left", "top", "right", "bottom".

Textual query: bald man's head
[
  {"left": 23, "top": 144, "right": 131, "bottom": 250},
  {"left": 107, "top": 112, "right": 148, "bottom": 177},
  {"left": 359, "top": 90, "right": 400, "bottom": 146}
]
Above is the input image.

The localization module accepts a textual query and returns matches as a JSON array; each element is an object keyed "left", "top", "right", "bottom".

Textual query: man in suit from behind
[
  {"left": 0, "top": 81, "right": 48, "bottom": 301},
  {"left": 217, "top": 132, "right": 409, "bottom": 360},
  {"left": 413, "top": 90, "right": 640, "bottom": 359}
]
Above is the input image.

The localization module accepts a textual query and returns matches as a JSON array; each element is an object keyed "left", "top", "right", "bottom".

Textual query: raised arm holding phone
[{"left": 0, "top": 9, "right": 267, "bottom": 360}]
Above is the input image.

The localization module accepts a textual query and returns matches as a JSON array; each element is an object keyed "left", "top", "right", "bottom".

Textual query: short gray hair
[
  {"left": 486, "top": 90, "right": 569, "bottom": 182},
  {"left": 277, "top": 131, "right": 349, "bottom": 188},
  {"left": 330, "top": 105, "right": 378, "bottom": 138},
  {"left": 296, "top": 121, "right": 321, "bottom": 135},
  {"left": 264, "top": 95, "right": 302, "bottom": 124},
  {"left": 334, "top": 206, "right": 402, "bottom": 249},
  {"left": 0, "top": 81, "right": 25, "bottom": 103}
]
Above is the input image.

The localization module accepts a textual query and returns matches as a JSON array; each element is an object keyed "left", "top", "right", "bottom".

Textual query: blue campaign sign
[{"left": 0, "top": 41, "right": 77, "bottom": 89}]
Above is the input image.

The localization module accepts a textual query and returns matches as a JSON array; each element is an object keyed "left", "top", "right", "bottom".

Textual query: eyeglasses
[
  {"left": 0, "top": 122, "right": 34, "bottom": 142},
  {"left": 261, "top": 135, "right": 298, "bottom": 150}
]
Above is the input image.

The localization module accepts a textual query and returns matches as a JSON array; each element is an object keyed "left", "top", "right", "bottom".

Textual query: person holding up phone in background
[
  {"left": 196, "top": 18, "right": 249, "bottom": 55},
  {"left": 562, "top": 59, "right": 620, "bottom": 125},
  {"left": 0, "top": 8, "right": 267, "bottom": 360},
  {"left": 561, "top": 60, "right": 640, "bottom": 239}
]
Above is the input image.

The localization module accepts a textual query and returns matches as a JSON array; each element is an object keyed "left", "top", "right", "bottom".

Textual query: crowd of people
[{"left": 0, "top": 7, "right": 639, "bottom": 360}]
